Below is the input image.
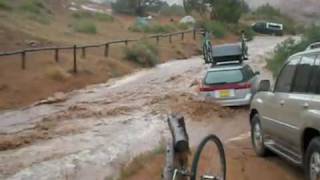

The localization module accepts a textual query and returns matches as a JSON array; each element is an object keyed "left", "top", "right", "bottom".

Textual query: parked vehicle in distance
[
  {"left": 252, "top": 22, "right": 284, "bottom": 36},
  {"left": 250, "top": 47, "right": 320, "bottom": 180},
  {"left": 199, "top": 63, "right": 260, "bottom": 107}
]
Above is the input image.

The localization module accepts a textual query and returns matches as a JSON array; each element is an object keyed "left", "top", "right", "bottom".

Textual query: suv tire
[
  {"left": 251, "top": 114, "right": 268, "bottom": 157},
  {"left": 305, "top": 137, "right": 320, "bottom": 180}
]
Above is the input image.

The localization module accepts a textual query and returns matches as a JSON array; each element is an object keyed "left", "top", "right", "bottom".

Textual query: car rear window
[{"left": 205, "top": 69, "right": 244, "bottom": 85}]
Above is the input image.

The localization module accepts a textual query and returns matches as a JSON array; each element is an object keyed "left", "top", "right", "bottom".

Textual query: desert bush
[
  {"left": 19, "top": 0, "right": 52, "bottom": 24},
  {"left": 72, "top": 11, "right": 113, "bottom": 22},
  {"left": 20, "top": 0, "right": 46, "bottom": 14},
  {"left": 176, "top": 23, "right": 191, "bottom": 31},
  {"left": 160, "top": 4, "right": 185, "bottom": 16},
  {"left": 243, "top": 26, "right": 256, "bottom": 41},
  {"left": 125, "top": 41, "right": 159, "bottom": 67},
  {"left": 46, "top": 66, "right": 71, "bottom": 81},
  {"left": 267, "top": 25, "right": 320, "bottom": 76},
  {"left": 214, "top": 0, "right": 245, "bottom": 23},
  {"left": 129, "top": 21, "right": 192, "bottom": 34},
  {"left": 146, "top": 24, "right": 176, "bottom": 33},
  {"left": 129, "top": 23, "right": 175, "bottom": 34},
  {"left": 228, "top": 23, "right": 256, "bottom": 41},
  {"left": 0, "top": 0, "right": 11, "bottom": 11},
  {"left": 72, "top": 20, "right": 97, "bottom": 34},
  {"left": 200, "top": 21, "right": 227, "bottom": 39}
]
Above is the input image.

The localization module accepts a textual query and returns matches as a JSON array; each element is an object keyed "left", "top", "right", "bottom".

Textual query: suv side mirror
[
  {"left": 255, "top": 71, "right": 260, "bottom": 76},
  {"left": 258, "top": 80, "right": 271, "bottom": 92}
]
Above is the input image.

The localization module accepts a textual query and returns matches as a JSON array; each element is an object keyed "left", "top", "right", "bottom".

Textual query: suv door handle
[
  {"left": 280, "top": 100, "right": 285, "bottom": 106},
  {"left": 303, "top": 103, "right": 309, "bottom": 109}
]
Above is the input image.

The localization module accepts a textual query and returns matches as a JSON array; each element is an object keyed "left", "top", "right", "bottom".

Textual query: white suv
[{"left": 250, "top": 48, "right": 320, "bottom": 180}]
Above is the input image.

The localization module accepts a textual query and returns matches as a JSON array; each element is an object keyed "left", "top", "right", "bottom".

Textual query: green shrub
[
  {"left": 267, "top": 25, "right": 320, "bottom": 76},
  {"left": 243, "top": 27, "right": 256, "bottom": 41},
  {"left": 72, "top": 11, "right": 92, "bottom": 19},
  {"left": 202, "top": 21, "right": 227, "bottom": 39},
  {"left": 29, "top": 14, "right": 51, "bottom": 24},
  {"left": 0, "top": 0, "right": 12, "bottom": 11},
  {"left": 72, "top": 11, "right": 113, "bottom": 22},
  {"left": 147, "top": 24, "right": 176, "bottom": 33},
  {"left": 160, "top": 4, "right": 185, "bottom": 16},
  {"left": 95, "top": 12, "right": 113, "bottom": 21},
  {"left": 213, "top": 0, "right": 247, "bottom": 23},
  {"left": 176, "top": 23, "right": 191, "bottom": 31},
  {"left": 20, "top": 0, "right": 45, "bottom": 14},
  {"left": 129, "top": 23, "right": 177, "bottom": 34},
  {"left": 19, "top": 0, "right": 52, "bottom": 24},
  {"left": 125, "top": 41, "right": 159, "bottom": 67},
  {"left": 72, "top": 20, "right": 97, "bottom": 34}
]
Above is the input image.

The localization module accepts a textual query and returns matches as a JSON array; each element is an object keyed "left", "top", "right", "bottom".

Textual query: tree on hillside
[{"left": 112, "top": 0, "right": 167, "bottom": 16}]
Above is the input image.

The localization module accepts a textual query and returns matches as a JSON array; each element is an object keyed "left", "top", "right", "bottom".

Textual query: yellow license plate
[{"left": 219, "top": 90, "right": 231, "bottom": 98}]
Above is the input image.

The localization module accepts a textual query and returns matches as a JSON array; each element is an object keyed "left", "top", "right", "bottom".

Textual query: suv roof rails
[{"left": 306, "top": 42, "right": 320, "bottom": 51}]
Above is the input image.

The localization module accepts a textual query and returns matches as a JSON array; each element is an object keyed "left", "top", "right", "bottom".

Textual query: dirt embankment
[{"left": 0, "top": 0, "right": 205, "bottom": 110}]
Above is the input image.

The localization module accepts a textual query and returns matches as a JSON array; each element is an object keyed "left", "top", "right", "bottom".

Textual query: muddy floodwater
[{"left": 0, "top": 36, "right": 296, "bottom": 180}]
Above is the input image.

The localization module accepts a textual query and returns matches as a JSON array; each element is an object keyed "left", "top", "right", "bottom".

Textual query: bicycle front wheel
[{"left": 191, "top": 135, "right": 226, "bottom": 180}]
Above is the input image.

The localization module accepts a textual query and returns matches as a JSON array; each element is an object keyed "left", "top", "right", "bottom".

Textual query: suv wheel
[
  {"left": 305, "top": 137, "right": 320, "bottom": 180},
  {"left": 251, "top": 114, "right": 268, "bottom": 157}
]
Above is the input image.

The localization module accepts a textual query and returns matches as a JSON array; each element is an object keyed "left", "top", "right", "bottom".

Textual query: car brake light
[
  {"left": 236, "top": 82, "right": 252, "bottom": 89},
  {"left": 199, "top": 82, "right": 251, "bottom": 92}
]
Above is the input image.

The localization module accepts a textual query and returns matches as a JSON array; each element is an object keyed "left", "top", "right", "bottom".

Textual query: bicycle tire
[{"left": 191, "top": 134, "right": 226, "bottom": 180}]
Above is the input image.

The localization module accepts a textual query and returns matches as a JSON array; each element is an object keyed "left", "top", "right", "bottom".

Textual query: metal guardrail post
[
  {"left": 156, "top": 35, "right": 160, "bottom": 44},
  {"left": 181, "top": 32, "right": 185, "bottom": 41},
  {"left": 193, "top": 29, "right": 197, "bottom": 40},
  {"left": 73, "top": 45, "right": 77, "bottom": 73},
  {"left": 55, "top": 48, "right": 59, "bottom": 62},
  {"left": 125, "top": 40, "right": 128, "bottom": 47},
  {"left": 21, "top": 50, "right": 26, "bottom": 70},
  {"left": 169, "top": 34, "right": 172, "bottom": 43},
  {"left": 104, "top": 43, "right": 109, "bottom": 57}
]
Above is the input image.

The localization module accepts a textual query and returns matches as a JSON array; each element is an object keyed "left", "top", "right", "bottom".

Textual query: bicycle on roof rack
[
  {"left": 201, "top": 30, "right": 248, "bottom": 66},
  {"left": 163, "top": 114, "right": 226, "bottom": 180}
]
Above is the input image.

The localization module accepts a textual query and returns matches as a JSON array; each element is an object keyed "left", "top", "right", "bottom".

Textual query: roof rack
[{"left": 202, "top": 31, "right": 248, "bottom": 66}]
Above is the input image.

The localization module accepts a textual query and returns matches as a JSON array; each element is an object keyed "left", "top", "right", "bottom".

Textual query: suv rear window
[
  {"left": 292, "top": 55, "right": 316, "bottom": 93},
  {"left": 205, "top": 69, "right": 244, "bottom": 85},
  {"left": 309, "top": 56, "right": 320, "bottom": 94},
  {"left": 275, "top": 56, "right": 300, "bottom": 93}
]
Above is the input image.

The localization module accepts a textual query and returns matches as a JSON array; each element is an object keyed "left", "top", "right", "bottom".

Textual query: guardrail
[{"left": 0, "top": 29, "right": 198, "bottom": 73}]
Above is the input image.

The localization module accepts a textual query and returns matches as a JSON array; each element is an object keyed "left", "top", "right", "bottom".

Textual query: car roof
[
  {"left": 291, "top": 48, "right": 320, "bottom": 59},
  {"left": 307, "top": 42, "right": 320, "bottom": 49},
  {"left": 207, "top": 63, "right": 246, "bottom": 72}
]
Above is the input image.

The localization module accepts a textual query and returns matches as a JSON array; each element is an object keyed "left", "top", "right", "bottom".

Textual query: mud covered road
[{"left": 0, "top": 36, "right": 302, "bottom": 180}]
